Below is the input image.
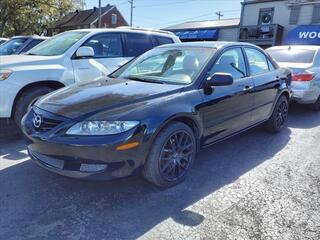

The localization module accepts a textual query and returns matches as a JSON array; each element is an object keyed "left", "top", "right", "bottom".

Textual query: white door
[{"left": 72, "top": 33, "right": 129, "bottom": 83}]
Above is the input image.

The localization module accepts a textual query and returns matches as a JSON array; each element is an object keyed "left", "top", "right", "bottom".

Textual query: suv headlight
[
  {"left": 0, "top": 69, "right": 12, "bottom": 81},
  {"left": 66, "top": 121, "right": 140, "bottom": 135}
]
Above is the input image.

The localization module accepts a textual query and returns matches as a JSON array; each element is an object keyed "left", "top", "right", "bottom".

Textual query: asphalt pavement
[{"left": 0, "top": 104, "right": 319, "bottom": 240}]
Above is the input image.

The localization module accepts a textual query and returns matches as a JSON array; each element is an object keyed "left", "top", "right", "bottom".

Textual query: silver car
[
  {"left": 267, "top": 45, "right": 320, "bottom": 110},
  {"left": 0, "top": 37, "right": 8, "bottom": 45}
]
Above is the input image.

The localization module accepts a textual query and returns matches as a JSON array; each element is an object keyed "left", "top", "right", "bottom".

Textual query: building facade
[
  {"left": 47, "top": 4, "right": 128, "bottom": 36},
  {"left": 162, "top": 18, "right": 240, "bottom": 42},
  {"left": 239, "top": 0, "right": 320, "bottom": 47}
]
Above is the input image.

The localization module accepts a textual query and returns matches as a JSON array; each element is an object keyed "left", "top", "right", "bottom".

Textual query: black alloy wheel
[
  {"left": 275, "top": 100, "right": 288, "bottom": 130},
  {"left": 143, "top": 122, "right": 196, "bottom": 187},
  {"left": 264, "top": 95, "right": 289, "bottom": 133},
  {"left": 159, "top": 130, "right": 194, "bottom": 182}
]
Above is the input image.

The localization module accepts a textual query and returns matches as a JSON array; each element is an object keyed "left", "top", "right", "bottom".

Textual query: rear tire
[
  {"left": 264, "top": 95, "right": 289, "bottom": 133},
  {"left": 14, "top": 87, "right": 54, "bottom": 129},
  {"left": 143, "top": 122, "right": 197, "bottom": 188}
]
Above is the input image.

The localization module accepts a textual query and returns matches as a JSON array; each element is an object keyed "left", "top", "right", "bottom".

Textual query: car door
[
  {"left": 200, "top": 47, "right": 255, "bottom": 145},
  {"left": 72, "top": 33, "right": 128, "bottom": 83},
  {"left": 243, "top": 47, "right": 280, "bottom": 123}
]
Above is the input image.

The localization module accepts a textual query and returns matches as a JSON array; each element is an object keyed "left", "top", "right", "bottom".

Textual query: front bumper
[
  {"left": 291, "top": 82, "right": 320, "bottom": 104},
  {"left": 22, "top": 107, "right": 149, "bottom": 180},
  {"left": 0, "top": 80, "right": 21, "bottom": 118}
]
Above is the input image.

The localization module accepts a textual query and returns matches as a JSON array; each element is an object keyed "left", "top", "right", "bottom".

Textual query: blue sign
[
  {"left": 284, "top": 25, "right": 320, "bottom": 45},
  {"left": 174, "top": 29, "right": 219, "bottom": 40}
]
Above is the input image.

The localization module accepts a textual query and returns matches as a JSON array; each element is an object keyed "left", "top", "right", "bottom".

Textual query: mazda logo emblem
[{"left": 33, "top": 113, "right": 42, "bottom": 128}]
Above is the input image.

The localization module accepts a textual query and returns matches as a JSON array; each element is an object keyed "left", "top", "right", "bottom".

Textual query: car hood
[
  {"left": 36, "top": 77, "right": 184, "bottom": 119},
  {"left": 0, "top": 54, "right": 57, "bottom": 68}
]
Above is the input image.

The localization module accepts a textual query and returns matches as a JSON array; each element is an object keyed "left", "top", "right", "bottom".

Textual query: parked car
[
  {"left": 0, "top": 36, "right": 48, "bottom": 55},
  {"left": 267, "top": 45, "right": 320, "bottom": 110},
  {"left": 0, "top": 28, "right": 180, "bottom": 131},
  {"left": 0, "top": 37, "right": 8, "bottom": 45},
  {"left": 22, "top": 42, "right": 291, "bottom": 187}
]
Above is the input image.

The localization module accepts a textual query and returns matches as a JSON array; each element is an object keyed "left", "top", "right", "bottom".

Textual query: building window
[
  {"left": 258, "top": 8, "right": 274, "bottom": 25},
  {"left": 111, "top": 14, "right": 117, "bottom": 25},
  {"left": 289, "top": 6, "right": 301, "bottom": 25},
  {"left": 312, "top": 3, "right": 320, "bottom": 24}
]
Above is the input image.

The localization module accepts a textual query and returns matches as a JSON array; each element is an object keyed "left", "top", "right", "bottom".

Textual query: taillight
[{"left": 292, "top": 73, "right": 314, "bottom": 81}]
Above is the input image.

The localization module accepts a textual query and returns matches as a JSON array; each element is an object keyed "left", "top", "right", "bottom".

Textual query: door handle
[{"left": 243, "top": 86, "right": 253, "bottom": 91}]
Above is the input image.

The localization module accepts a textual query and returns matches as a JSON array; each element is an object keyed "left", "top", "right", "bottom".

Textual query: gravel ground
[{"left": 0, "top": 105, "right": 319, "bottom": 240}]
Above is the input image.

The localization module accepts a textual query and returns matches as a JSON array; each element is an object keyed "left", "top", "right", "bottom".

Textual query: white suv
[{"left": 0, "top": 28, "right": 180, "bottom": 131}]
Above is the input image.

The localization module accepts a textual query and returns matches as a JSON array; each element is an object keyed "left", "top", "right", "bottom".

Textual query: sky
[{"left": 85, "top": 0, "right": 242, "bottom": 29}]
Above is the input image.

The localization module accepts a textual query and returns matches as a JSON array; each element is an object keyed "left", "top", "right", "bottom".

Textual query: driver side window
[
  {"left": 209, "top": 48, "right": 247, "bottom": 80},
  {"left": 82, "top": 33, "right": 123, "bottom": 58}
]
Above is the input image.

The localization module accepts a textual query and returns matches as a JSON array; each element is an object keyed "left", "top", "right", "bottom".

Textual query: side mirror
[
  {"left": 207, "top": 73, "right": 233, "bottom": 87},
  {"left": 76, "top": 46, "right": 94, "bottom": 58}
]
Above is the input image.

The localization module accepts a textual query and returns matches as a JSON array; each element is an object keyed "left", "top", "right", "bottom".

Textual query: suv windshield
[
  {"left": 268, "top": 48, "right": 316, "bottom": 64},
  {"left": 112, "top": 47, "right": 214, "bottom": 85},
  {"left": 27, "top": 31, "right": 89, "bottom": 56},
  {"left": 0, "top": 38, "right": 28, "bottom": 55}
]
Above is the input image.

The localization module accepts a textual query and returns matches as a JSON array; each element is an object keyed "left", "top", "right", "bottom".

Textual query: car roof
[
  {"left": 267, "top": 45, "right": 320, "bottom": 51},
  {"left": 11, "top": 35, "right": 49, "bottom": 40},
  {"left": 156, "top": 41, "right": 260, "bottom": 50},
  {"left": 69, "top": 27, "right": 178, "bottom": 39}
]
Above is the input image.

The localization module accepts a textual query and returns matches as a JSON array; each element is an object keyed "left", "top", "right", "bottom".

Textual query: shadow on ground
[{"left": 1, "top": 107, "right": 320, "bottom": 239}]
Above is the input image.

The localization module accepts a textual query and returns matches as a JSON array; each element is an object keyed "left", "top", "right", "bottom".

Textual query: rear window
[
  {"left": 267, "top": 48, "right": 316, "bottom": 64},
  {"left": 155, "top": 36, "right": 174, "bottom": 46},
  {"left": 125, "top": 33, "right": 153, "bottom": 57}
]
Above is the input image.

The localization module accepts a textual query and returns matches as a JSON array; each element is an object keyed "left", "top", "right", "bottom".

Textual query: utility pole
[
  {"left": 129, "top": 0, "right": 135, "bottom": 27},
  {"left": 98, "top": 0, "right": 102, "bottom": 28},
  {"left": 216, "top": 11, "right": 223, "bottom": 20}
]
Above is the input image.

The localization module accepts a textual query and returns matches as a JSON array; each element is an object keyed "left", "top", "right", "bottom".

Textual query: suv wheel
[
  {"left": 14, "top": 87, "right": 54, "bottom": 129},
  {"left": 143, "top": 122, "right": 197, "bottom": 187},
  {"left": 264, "top": 95, "right": 288, "bottom": 133}
]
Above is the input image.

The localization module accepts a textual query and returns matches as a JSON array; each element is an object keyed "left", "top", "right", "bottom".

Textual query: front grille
[{"left": 37, "top": 117, "right": 62, "bottom": 132}]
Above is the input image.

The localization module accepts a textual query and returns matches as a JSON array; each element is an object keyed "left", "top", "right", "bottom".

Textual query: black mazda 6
[{"left": 22, "top": 42, "right": 291, "bottom": 187}]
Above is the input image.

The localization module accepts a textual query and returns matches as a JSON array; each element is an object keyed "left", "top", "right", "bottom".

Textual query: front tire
[
  {"left": 264, "top": 95, "right": 289, "bottom": 133},
  {"left": 143, "top": 122, "right": 197, "bottom": 187},
  {"left": 14, "top": 87, "right": 54, "bottom": 129}
]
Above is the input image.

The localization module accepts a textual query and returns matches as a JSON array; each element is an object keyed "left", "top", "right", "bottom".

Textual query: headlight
[
  {"left": 66, "top": 121, "right": 140, "bottom": 135},
  {"left": 0, "top": 69, "right": 12, "bottom": 81}
]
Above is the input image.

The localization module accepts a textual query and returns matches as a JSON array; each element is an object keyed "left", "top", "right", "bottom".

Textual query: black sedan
[{"left": 22, "top": 42, "right": 291, "bottom": 187}]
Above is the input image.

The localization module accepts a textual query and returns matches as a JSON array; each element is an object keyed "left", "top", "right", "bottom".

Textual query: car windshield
[
  {"left": 112, "top": 46, "right": 214, "bottom": 85},
  {"left": 0, "top": 38, "right": 28, "bottom": 55},
  {"left": 27, "top": 31, "right": 89, "bottom": 56},
  {"left": 267, "top": 48, "right": 316, "bottom": 64}
]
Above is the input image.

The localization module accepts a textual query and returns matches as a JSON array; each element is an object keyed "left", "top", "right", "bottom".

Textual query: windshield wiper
[
  {"left": 25, "top": 53, "right": 37, "bottom": 55},
  {"left": 126, "top": 76, "right": 164, "bottom": 84}
]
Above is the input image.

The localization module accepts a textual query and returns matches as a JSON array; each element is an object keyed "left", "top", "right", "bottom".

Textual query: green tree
[{"left": 0, "top": 0, "right": 85, "bottom": 37}]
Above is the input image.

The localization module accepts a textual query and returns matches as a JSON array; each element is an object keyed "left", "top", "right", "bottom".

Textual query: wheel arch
[
  {"left": 12, "top": 80, "right": 65, "bottom": 117},
  {"left": 147, "top": 113, "right": 202, "bottom": 154}
]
